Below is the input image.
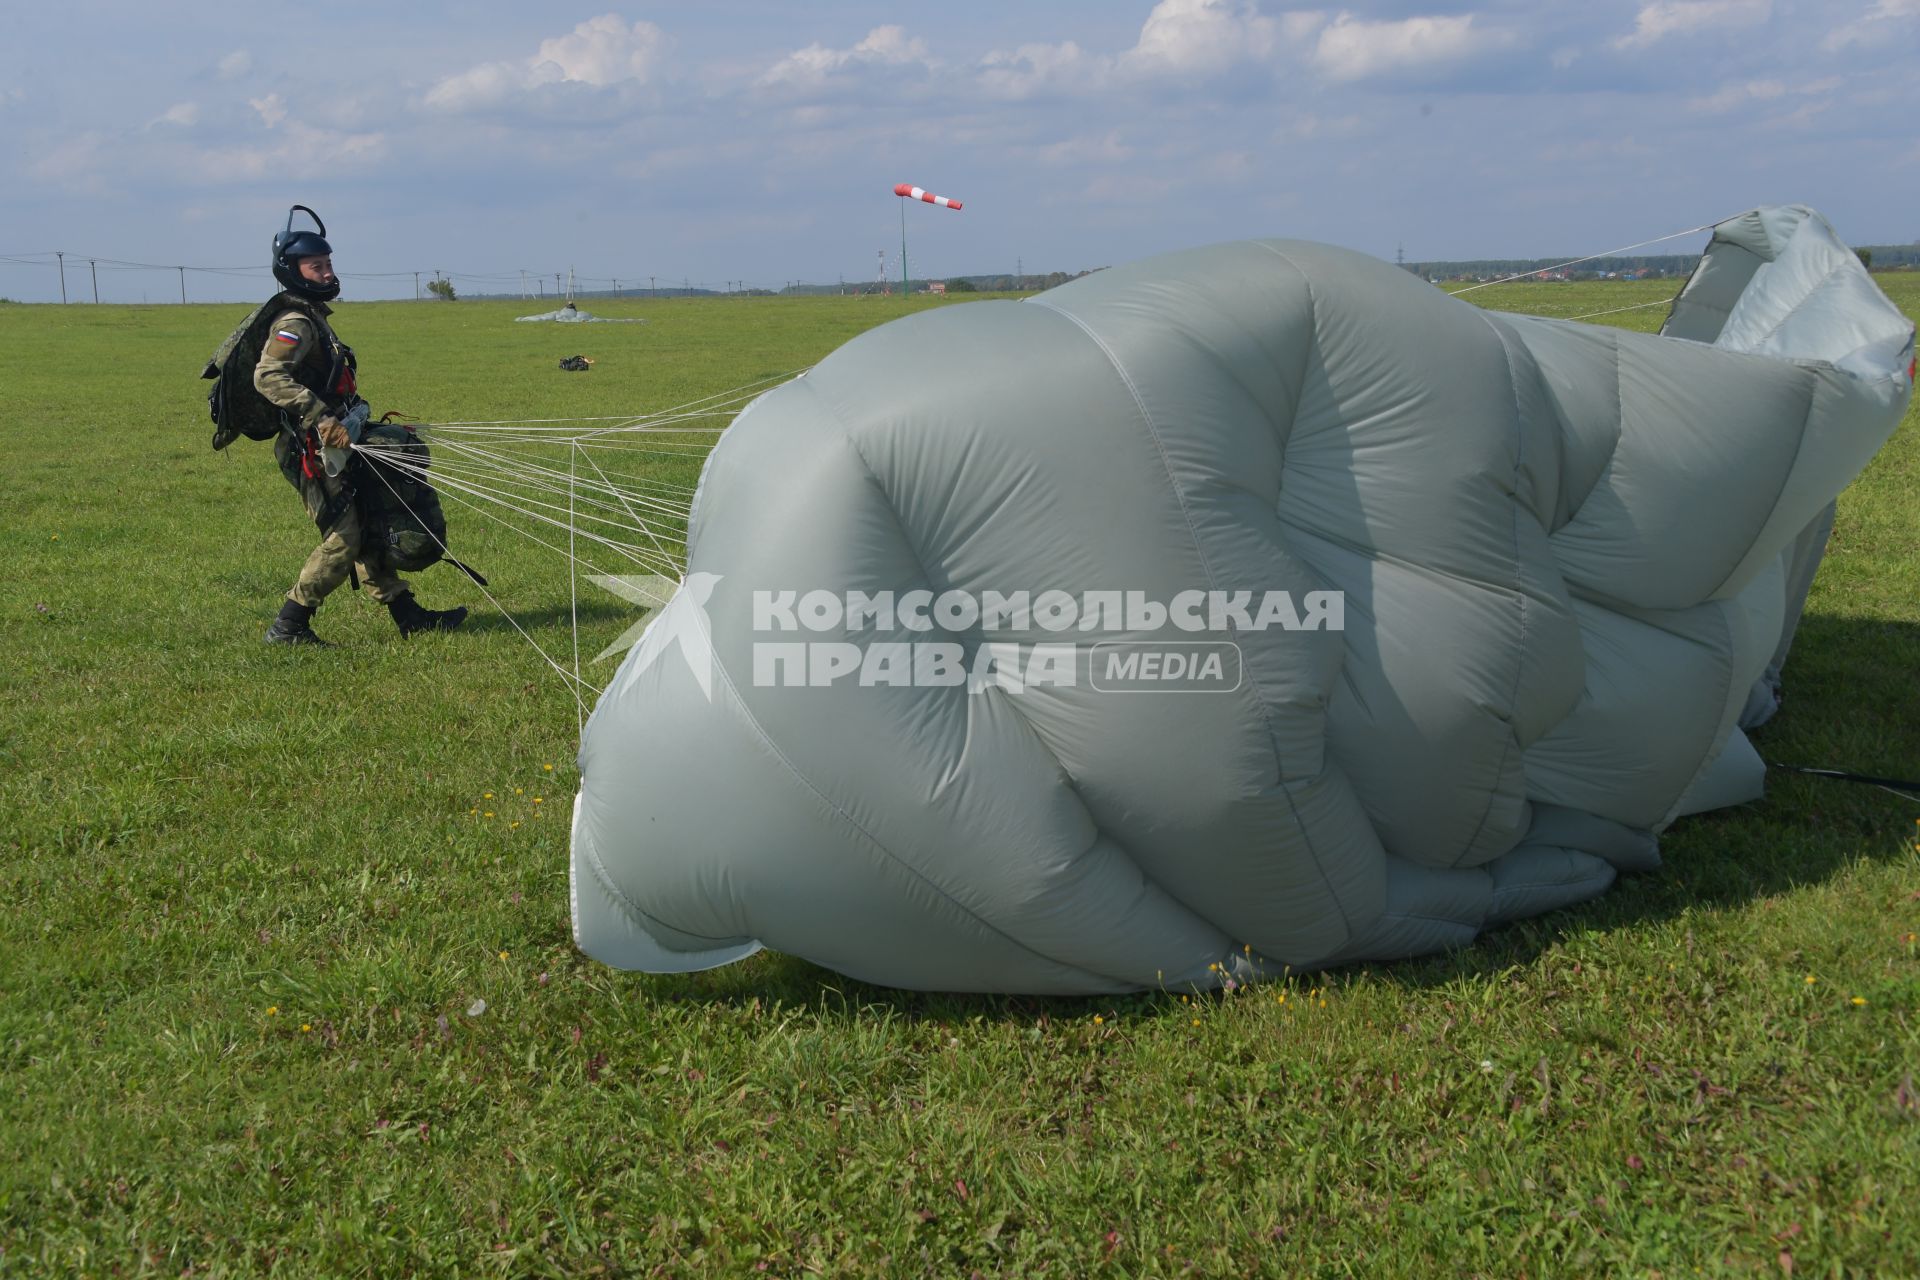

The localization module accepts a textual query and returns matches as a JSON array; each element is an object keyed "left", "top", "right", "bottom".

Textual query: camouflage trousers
[{"left": 275, "top": 433, "right": 408, "bottom": 608}]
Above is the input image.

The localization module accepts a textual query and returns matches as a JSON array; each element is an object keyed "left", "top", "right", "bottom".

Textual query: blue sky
[{"left": 2, "top": 0, "right": 1916, "bottom": 301}]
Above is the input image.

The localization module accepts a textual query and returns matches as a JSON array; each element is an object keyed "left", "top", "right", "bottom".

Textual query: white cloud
[
  {"left": 217, "top": 50, "right": 252, "bottom": 80},
  {"left": 981, "top": 1, "right": 1322, "bottom": 98},
  {"left": 426, "top": 15, "right": 667, "bottom": 111},
  {"left": 1823, "top": 0, "right": 1920, "bottom": 50},
  {"left": 532, "top": 14, "right": 666, "bottom": 85},
  {"left": 1121, "top": 0, "right": 1282, "bottom": 75},
  {"left": 1613, "top": 0, "right": 1771, "bottom": 51},
  {"left": 1685, "top": 75, "right": 1839, "bottom": 113},
  {"left": 1312, "top": 13, "right": 1510, "bottom": 82},
  {"left": 249, "top": 93, "right": 286, "bottom": 129},
  {"left": 191, "top": 125, "right": 387, "bottom": 183},
  {"left": 152, "top": 102, "right": 199, "bottom": 128},
  {"left": 27, "top": 131, "right": 110, "bottom": 192},
  {"left": 1686, "top": 78, "right": 1785, "bottom": 112},
  {"left": 758, "top": 26, "right": 933, "bottom": 91},
  {"left": 1018, "top": 130, "right": 1134, "bottom": 166},
  {"left": 978, "top": 40, "right": 1113, "bottom": 99}
]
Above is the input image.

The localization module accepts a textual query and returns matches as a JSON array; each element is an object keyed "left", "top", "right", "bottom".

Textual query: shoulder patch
[{"left": 273, "top": 329, "right": 302, "bottom": 344}]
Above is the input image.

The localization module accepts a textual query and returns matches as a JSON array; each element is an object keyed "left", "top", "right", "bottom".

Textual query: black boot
[
  {"left": 387, "top": 591, "right": 468, "bottom": 638},
  {"left": 264, "top": 599, "right": 331, "bottom": 647}
]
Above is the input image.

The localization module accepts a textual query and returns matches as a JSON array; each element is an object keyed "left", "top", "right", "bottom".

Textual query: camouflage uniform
[{"left": 253, "top": 295, "right": 408, "bottom": 608}]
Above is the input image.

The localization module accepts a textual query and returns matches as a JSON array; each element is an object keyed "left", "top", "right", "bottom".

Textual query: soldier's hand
[{"left": 318, "top": 417, "right": 351, "bottom": 450}]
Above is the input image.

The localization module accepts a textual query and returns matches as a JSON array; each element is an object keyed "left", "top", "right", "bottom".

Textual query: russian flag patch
[{"left": 273, "top": 329, "right": 301, "bottom": 344}]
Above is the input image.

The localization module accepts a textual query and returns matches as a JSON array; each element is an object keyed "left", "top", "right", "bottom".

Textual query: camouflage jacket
[{"left": 251, "top": 294, "right": 355, "bottom": 431}]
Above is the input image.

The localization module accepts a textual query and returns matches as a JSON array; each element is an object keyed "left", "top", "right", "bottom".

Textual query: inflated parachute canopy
[{"left": 572, "top": 205, "right": 1913, "bottom": 994}]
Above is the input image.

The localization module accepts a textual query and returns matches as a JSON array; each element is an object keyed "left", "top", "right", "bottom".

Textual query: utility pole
[
  {"left": 613, "top": 278, "right": 619, "bottom": 297},
  {"left": 649, "top": 275, "right": 656, "bottom": 298},
  {"left": 414, "top": 270, "right": 421, "bottom": 300},
  {"left": 56, "top": 251, "right": 67, "bottom": 303},
  {"left": 178, "top": 266, "right": 186, "bottom": 304},
  {"left": 89, "top": 259, "right": 98, "bottom": 304}
]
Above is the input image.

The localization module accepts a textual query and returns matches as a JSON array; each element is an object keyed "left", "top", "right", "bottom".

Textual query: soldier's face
[{"left": 297, "top": 255, "right": 335, "bottom": 285}]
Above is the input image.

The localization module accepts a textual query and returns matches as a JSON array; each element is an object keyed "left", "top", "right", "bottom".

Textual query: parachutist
[{"left": 243, "top": 205, "right": 470, "bottom": 645}]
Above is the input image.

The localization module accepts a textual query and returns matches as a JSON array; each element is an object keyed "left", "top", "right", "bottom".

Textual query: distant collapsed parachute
[
  {"left": 571, "top": 205, "right": 1914, "bottom": 994},
  {"left": 515, "top": 302, "right": 645, "bottom": 324}
]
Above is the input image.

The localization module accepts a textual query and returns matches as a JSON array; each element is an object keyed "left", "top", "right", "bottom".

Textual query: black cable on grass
[{"left": 1767, "top": 762, "right": 1920, "bottom": 802}]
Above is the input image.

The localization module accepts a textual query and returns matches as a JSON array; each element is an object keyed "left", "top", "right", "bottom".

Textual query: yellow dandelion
[
  {"left": 509, "top": 821, "right": 520, "bottom": 829},
  {"left": 1805, "top": 975, "right": 1817, "bottom": 985},
  {"left": 533, "top": 797, "right": 543, "bottom": 804},
  {"left": 484, "top": 811, "right": 495, "bottom": 818},
  {"left": 499, "top": 950, "right": 509, "bottom": 961},
  {"left": 266, "top": 1006, "right": 278, "bottom": 1016},
  {"left": 469, "top": 808, "right": 478, "bottom": 815},
  {"left": 484, "top": 792, "right": 494, "bottom": 799},
  {"left": 300, "top": 1024, "right": 312, "bottom": 1033},
  {"left": 1191, "top": 1018, "right": 1201, "bottom": 1027},
  {"left": 515, "top": 788, "right": 523, "bottom": 795},
  {"left": 543, "top": 763, "right": 554, "bottom": 771},
  {"left": 1851, "top": 996, "right": 1867, "bottom": 1007},
  {"left": 1092, "top": 1015, "right": 1104, "bottom": 1025}
]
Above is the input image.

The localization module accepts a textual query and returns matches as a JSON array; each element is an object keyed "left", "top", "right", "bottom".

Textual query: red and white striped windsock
[{"left": 894, "top": 183, "right": 962, "bottom": 210}]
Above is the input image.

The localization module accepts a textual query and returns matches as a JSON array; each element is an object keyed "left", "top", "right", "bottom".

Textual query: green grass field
[{"left": 2, "top": 277, "right": 1916, "bottom": 1278}]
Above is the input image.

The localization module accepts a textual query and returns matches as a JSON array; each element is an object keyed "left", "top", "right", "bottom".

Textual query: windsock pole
[{"left": 893, "top": 184, "right": 963, "bottom": 298}]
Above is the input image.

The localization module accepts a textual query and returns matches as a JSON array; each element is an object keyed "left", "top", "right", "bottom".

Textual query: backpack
[
  {"left": 199, "top": 298, "right": 324, "bottom": 450},
  {"left": 353, "top": 422, "right": 451, "bottom": 573}
]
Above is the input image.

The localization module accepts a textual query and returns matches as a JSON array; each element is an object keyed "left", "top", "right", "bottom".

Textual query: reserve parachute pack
[
  {"left": 349, "top": 422, "right": 487, "bottom": 586},
  {"left": 200, "top": 298, "right": 321, "bottom": 450},
  {"left": 354, "top": 422, "right": 452, "bottom": 573}
]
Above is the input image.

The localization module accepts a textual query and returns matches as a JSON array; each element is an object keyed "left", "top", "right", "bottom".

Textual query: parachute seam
[
  {"left": 1449, "top": 312, "right": 1535, "bottom": 870},
  {"left": 1741, "top": 261, "right": 1849, "bottom": 352},
  {"left": 710, "top": 388, "right": 1133, "bottom": 987},
  {"left": 1702, "top": 367, "right": 1818, "bottom": 604},
  {"left": 1035, "top": 270, "right": 1360, "bottom": 945},
  {"left": 578, "top": 833, "right": 750, "bottom": 946}
]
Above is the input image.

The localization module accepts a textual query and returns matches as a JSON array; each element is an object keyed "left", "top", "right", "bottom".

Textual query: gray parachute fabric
[{"left": 571, "top": 205, "right": 1914, "bottom": 994}]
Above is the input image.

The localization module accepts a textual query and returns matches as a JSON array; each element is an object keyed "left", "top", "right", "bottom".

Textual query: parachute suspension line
[
  {"left": 570, "top": 442, "right": 583, "bottom": 739},
  {"left": 354, "top": 451, "right": 598, "bottom": 713},
  {"left": 577, "top": 442, "right": 678, "bottom": 574},
  {"left": 424, "top": 437, "right": 699, "bottom": 512},
  {"left": 1442, "top": 215, "right": 1735, "bottom": 297},
  {"left": 358, "top": 448, "right": 672, "bottom": 564},
  {"left": 1561, "top": 296, "right": 1687, "bottom": 322},
  {"left": 361, "top": 445, "right": 681, "bottom": 578},
  {"left": 405, "top": 444, "right": 694, "bottom": 530},
  {"left": 419, "top": 367, "right": 804, "bottom": 431}
]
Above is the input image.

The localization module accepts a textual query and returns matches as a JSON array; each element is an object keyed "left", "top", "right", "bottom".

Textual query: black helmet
[{"left": 271, "top": 204, "right": 339, "bottom": 302}]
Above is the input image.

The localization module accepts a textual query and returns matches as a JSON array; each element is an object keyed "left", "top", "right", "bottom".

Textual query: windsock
[{"left": 894, "top": 183, "right": 962, "bottom": 210}]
